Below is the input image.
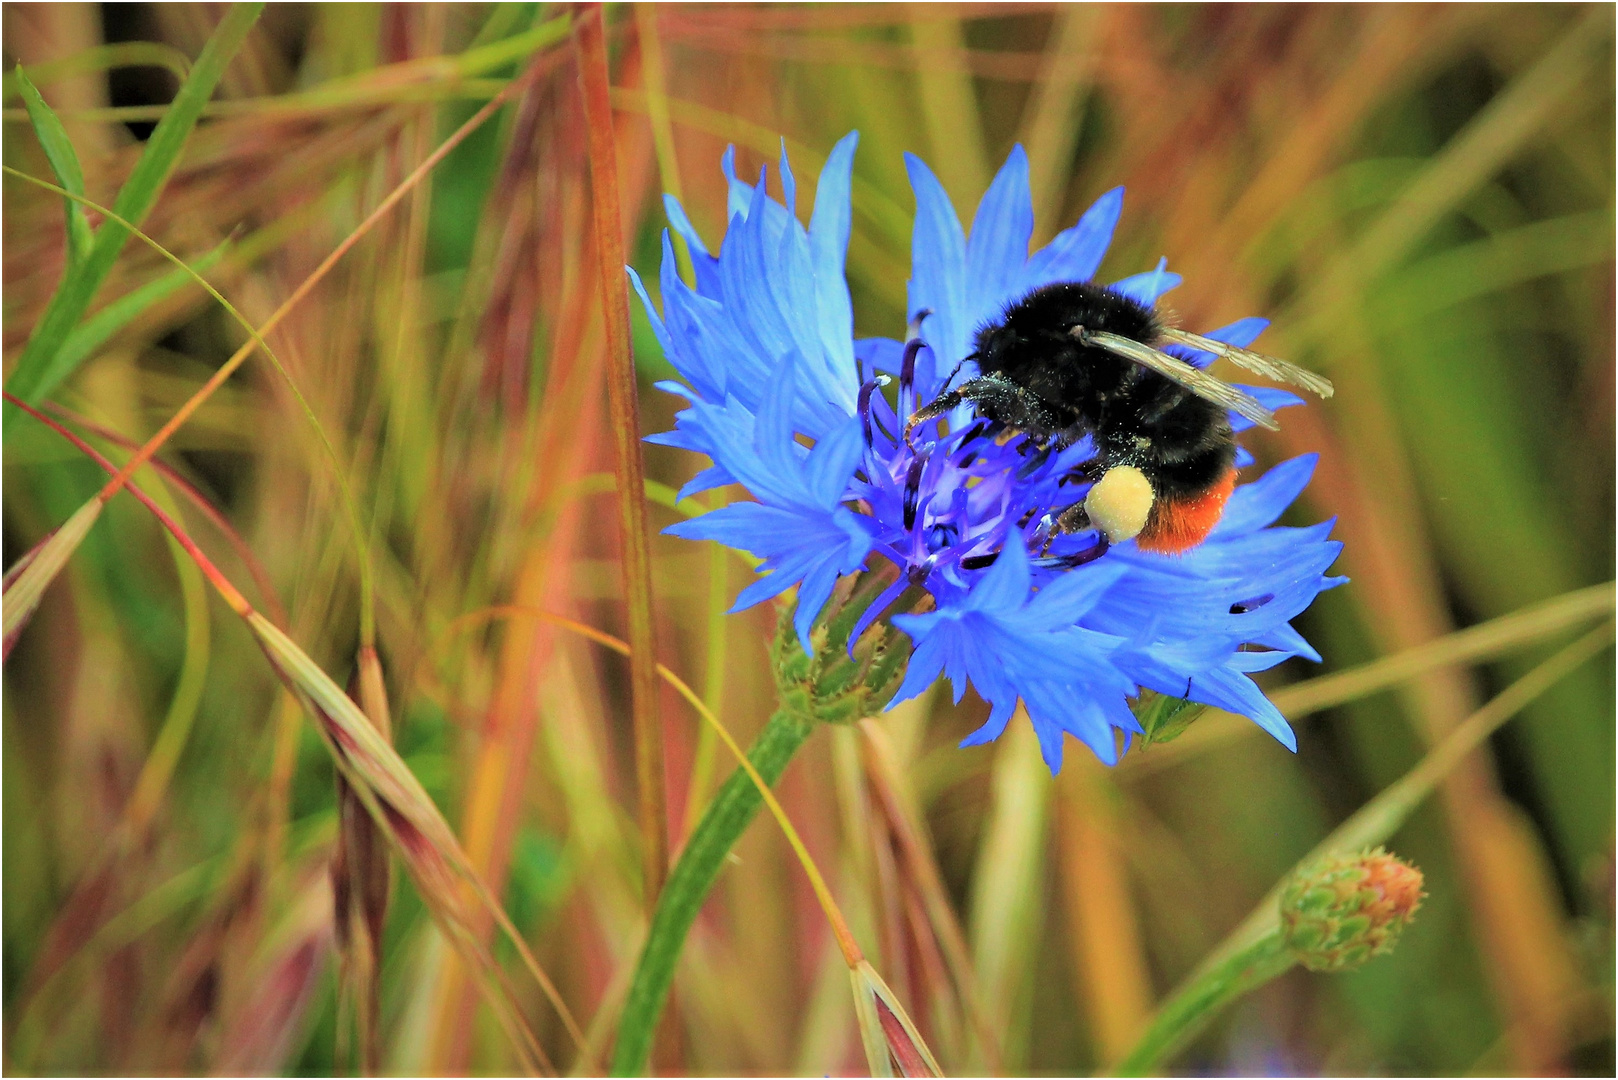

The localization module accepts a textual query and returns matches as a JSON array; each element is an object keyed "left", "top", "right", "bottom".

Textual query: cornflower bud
[{"left": 1280, "top": 847, "right": 1425, "bottom": 972}]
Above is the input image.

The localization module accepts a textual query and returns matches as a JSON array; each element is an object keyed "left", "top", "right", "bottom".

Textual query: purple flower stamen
[
  {"left": 897, "top": 337, "right": 925, "bottom": 423},
  {"left": 902, "top": 457, "right": 926, "bottom": 530},
  {"left": 858, "top": 375, "right": 890, "bottom": 447}
]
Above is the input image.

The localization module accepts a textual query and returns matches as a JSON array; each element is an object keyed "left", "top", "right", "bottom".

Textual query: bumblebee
[{"left": 905, "top": 281, "right": 1333, "bottom": 558}]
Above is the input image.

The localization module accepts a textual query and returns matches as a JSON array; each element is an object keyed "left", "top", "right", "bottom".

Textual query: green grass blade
[
  {"left": 3, "top": 2, "right": 264, "bottom": 429},
  {"left": 46, "top": 239, "right": 231, "bottom": 390},
  {"left": 14, "top": 64, "right": 93, "bottom": 266}
]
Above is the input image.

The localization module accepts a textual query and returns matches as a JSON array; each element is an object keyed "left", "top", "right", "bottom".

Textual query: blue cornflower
[{"left": 631, "top": 133, "right": 1344, "bottom": 771}]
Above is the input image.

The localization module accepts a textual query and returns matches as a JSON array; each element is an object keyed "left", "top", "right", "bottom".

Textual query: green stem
[
  {"left": 611, "top": 707, "right": 817, "bottom": 1076},
  {"left": 1112, "top": 929, "right": 1293, "bottom": 1076}
]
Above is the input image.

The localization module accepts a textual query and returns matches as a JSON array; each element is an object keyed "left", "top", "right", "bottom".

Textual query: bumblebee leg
[
  {"left": 903, "top": 386, "right": 966, "bottom": 443},
  {"left": 1051, "top": 502, "right": 1092, "bottom": 535},
  {"left": 906, "top": 375, "right": 1064, "bottom": 443},
  {"left": 1055, "top": 534, "right": 1110, "bottom": 569},
  {"left": 961, "top": 375, "right": 1064, "bottom": 433},
  {"left": 1033, "top": 503, "right": 1110, "bottom": 566},
  {"left": 1036, "top": 502, "right": 1089, "bottom": 555},
  {"left": 1058, "top": 458, "right": 1106, "bottom": 488}
]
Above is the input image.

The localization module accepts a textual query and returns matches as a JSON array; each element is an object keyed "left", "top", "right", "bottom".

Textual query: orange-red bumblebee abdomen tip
[{"left": 1135, "top": 467, "right": 1237, "bottom": 554}]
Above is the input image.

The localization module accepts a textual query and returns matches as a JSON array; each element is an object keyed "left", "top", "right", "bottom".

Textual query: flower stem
[
  {"left": 1111, "top": 929, "right": 1293, "bottom": 1076},
  {"left": 611, "top": 707, "right": 817, "bottom": 1076}
]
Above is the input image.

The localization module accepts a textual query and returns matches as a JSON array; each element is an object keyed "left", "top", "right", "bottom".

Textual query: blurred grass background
[{"left": 2, "top": 3, "right": 1613, "bottom": 1075}]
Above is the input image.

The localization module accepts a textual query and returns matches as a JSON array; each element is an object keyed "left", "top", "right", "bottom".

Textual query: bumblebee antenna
[
  {"left": 1072, "top": 326, "right": 1280, "bottom": 431},
  {"left": 1156, "top": 327, "right": 1334, "bottom": 399}
]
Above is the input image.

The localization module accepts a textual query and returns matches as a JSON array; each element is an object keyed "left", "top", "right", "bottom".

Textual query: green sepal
[
  {"left": 1134, "top": 690, "right": 1207, "bottom": 746},
  {"left": 771, "top": 573, "right": 911, "bottom": 727}
]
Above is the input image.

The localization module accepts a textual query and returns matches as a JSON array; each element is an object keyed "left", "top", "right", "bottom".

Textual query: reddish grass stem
[
  {"left": 572, "top": 3, "right": 668, "bottom": 910},
  {"left": 5, "top": 394, "right": 251, "bottom": 618},
  {"left": 39, "top": 402, "right": 289, "bottom": 627}
]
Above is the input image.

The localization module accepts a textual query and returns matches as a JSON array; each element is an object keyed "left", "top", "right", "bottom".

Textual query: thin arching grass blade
[
  {"left": 2, "top": 42, "right": 192, "bottom": 99},
  {"left": 49, "top": 238, "right": 232, "bottom": 385}
]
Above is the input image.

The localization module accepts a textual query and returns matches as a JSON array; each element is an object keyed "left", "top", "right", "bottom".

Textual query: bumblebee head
[{"left": 1084, "top": 465, "right": 1154, "bottom": 544}]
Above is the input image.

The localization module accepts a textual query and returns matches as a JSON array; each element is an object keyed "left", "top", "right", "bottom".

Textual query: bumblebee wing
[
  {"left": 1156, "top": 327, "right": 1335, "bottom": 399},
  {"left": 1079, "top": 329, "right": 1280, "bottom": 431}
]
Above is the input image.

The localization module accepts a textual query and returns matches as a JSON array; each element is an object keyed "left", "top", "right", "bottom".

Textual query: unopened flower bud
[{"left": 1279, "top": 847, "right": 1425, "bottom": 972}]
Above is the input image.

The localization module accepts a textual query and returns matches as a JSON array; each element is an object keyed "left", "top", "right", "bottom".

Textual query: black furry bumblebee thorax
[{"left": 968, "top": 281, "right": 1235, "bottom": 498}]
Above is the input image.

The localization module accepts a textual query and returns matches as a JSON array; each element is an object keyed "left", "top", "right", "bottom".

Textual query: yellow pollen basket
[{"left": 1084, "top": 465, "right": 1154, "bottom": 543}]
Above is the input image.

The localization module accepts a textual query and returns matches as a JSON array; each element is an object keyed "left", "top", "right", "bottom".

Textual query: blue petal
[
  {"left": 662, "top": 196, "right": 724, "bottom": 297},
  {"left": 731, "top": 565, "right": 799, "bottom": 611},
  {"left": 958, "top": 696, "right": 1018, "bottom": 748},
  {"left": 664, "top": 501, "right": 787, "bottom": 549},
  {"left": 676, "top": 464, "right": 733, "bottom": 501},
  {"left": 805, "top": 416, "right": 865, "bottom": 506},
  {"left": 1023, "top": 561, "right": 1128, "bottom": 629},
  {"left": 663, "top": 194, "right": 712, "bottom": 258},
  {"left": 793, "top": 558, "right": 842, "bottom": 653},
  {"left": 656, "top": 231, "right": 728, "bottom": 399},
  {"left": 964, "top": 534, "right": 1032, "bottom": 613},
  {"left": 1229, "top": 385, "right": 1307, "bottom": 433},
  {"left": 1188, "top": 667, "right": 1297, "bottom": 752},
  {"left": 1021, "top": 186, "right": 1123, "bottom": 289},
  {"left": 1212, "top": 455, "right": 1318, "bottom": 537},
  {"left": 1030, "top": 705, "right": 1068, "bottom": 772},
  {"left": 626, "top": 261, "right": 673, "bottom": 358},
  {"left": 778, "top": 138, "right": 797, "bottom": 217},
  {"left": 809, "top": 132, "right": 860, "bottom": 382},
  {"left": 1225, "top": 650, "right": 1292, "bottom": 673},
  {"left": 905, "top": 153, "right": 970, "bottom": 366},
  {"left": 966, "top": 145, "right": 1034, "bottom": 306},
  {"left": 855, "top": 337, "right": 906, "bottom": 378},
  {"left": 721, "top": 145, "right": 751, "bottom": 223},
  {"left": 1254, "top": 622, "right": 1322, "bottom": 663},
  {"left": 889, "top": 613, "right": 961, "bottom": 706},
  {"left": 1109, "top": 258, "right": 1181, "bottom": 307},
  {"left": 1210, "top": 316, "right": 1269, "bottom": 349}
]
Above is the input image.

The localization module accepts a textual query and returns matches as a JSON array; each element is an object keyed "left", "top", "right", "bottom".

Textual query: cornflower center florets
[{"left": 847, "top": 335, "right": 1112, "bottom": 629}]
